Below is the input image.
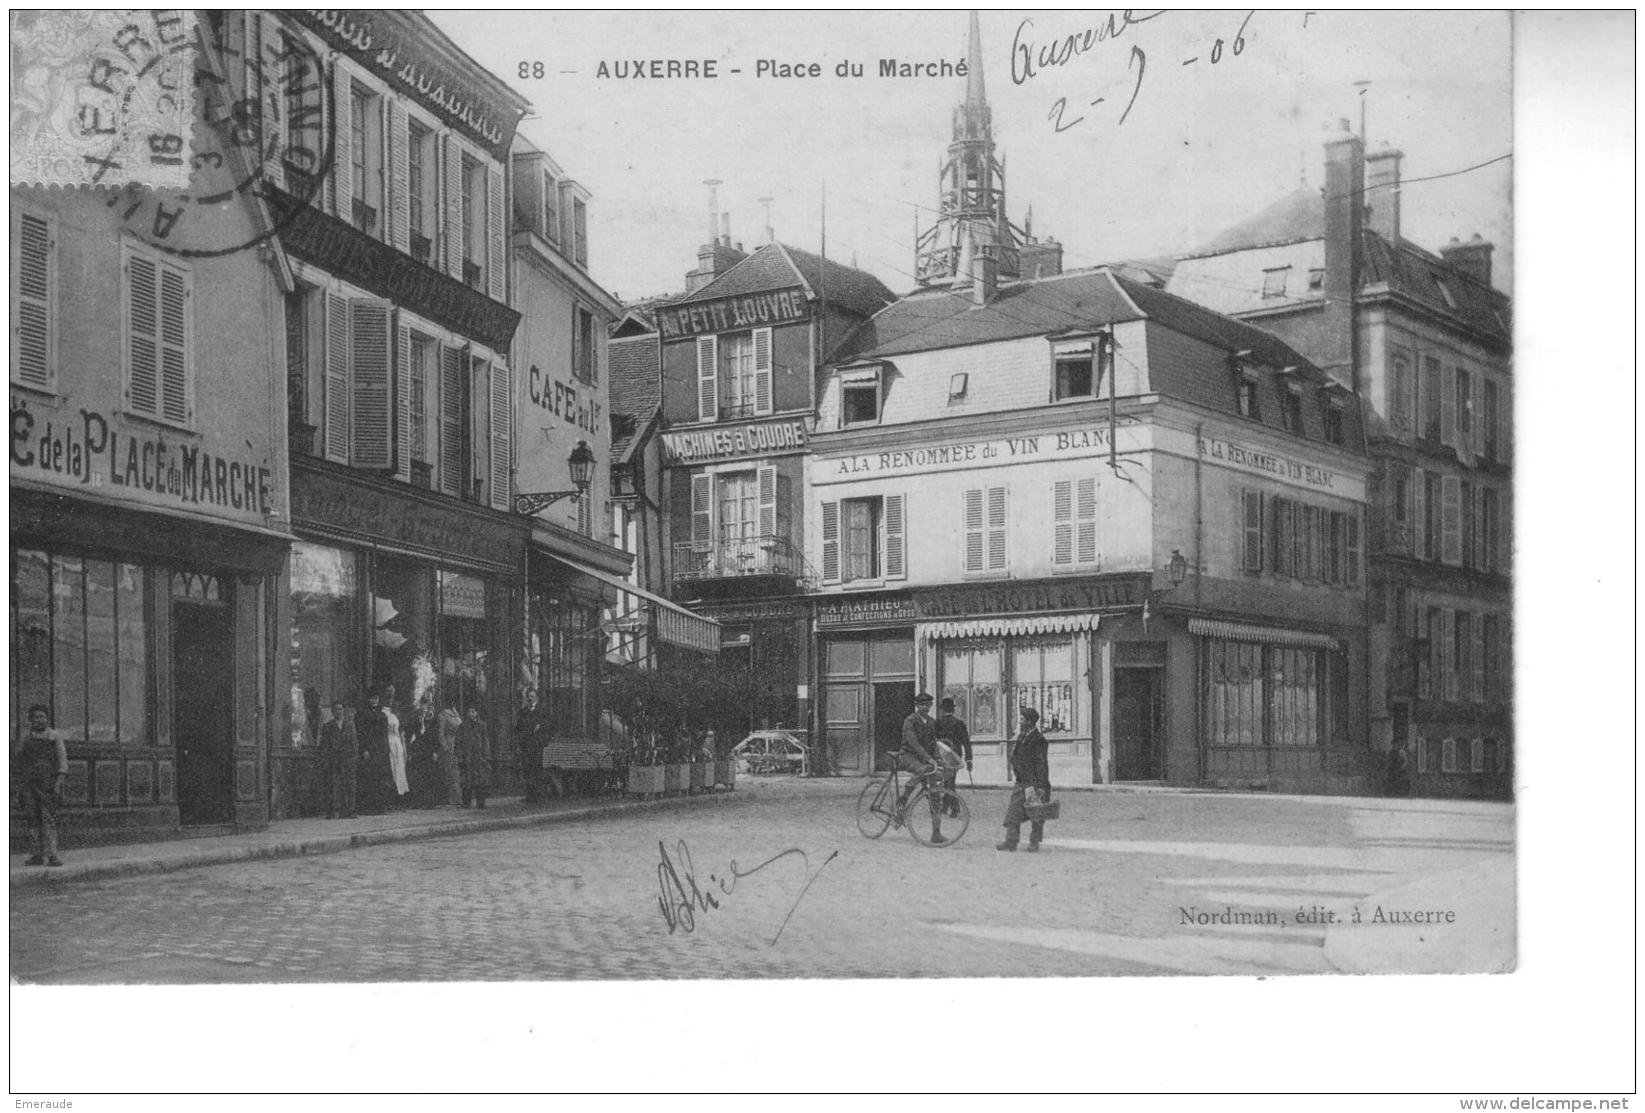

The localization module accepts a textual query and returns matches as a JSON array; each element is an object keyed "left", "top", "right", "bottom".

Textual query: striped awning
[
  {"left": 1188, "top": 618, "right": 1341, "bottom": 650},
  {"left": 925, "top": 613, "right": 1100, "bottom": 640}
]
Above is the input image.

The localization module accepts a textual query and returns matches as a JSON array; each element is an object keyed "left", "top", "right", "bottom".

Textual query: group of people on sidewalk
[
  {"left": 894, "top": 691, "right": 1053, "bottom": 851},
  {"left": 317, "top": 686, "right": 493, "bottom": 819}
]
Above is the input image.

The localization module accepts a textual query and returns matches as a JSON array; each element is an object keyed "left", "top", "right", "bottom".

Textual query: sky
[{"left": 434, "top": 9, "right": 1514, "bottom": 302}]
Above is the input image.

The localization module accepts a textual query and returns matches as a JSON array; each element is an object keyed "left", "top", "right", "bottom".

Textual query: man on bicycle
[{"left": 896, "top": 692, "right": 944, "bottom": 841}]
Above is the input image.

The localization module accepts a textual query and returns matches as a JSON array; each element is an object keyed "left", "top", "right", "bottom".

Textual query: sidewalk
[{"left": 9, "top": 784, "right": 756, "bottom": 889}]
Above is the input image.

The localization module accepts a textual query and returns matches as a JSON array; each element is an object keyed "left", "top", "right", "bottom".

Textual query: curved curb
[{"left": 10, "top": 791, "right": 744, "bottom": 890}]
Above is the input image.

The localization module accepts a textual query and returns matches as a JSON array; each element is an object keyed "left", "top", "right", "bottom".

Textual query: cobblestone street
[{"left": 9, "top": 779, "right": 1514, "bottom": 983}]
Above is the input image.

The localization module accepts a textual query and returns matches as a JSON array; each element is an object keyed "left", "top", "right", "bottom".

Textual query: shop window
[
  {"left": 289, "top": 542, "right": 362, "bottom": 749},
  {"left": 11, "top": 209, "right": 55, "bottom": 392},
  {"left": 536, "top": 588, "right": 599, "bottom": 742},
  {"left": 1261, "top": 266, "right": 1290, "bottom": 298},
  {"left": 124, "top": 247, "right": 192, "bottom": 428},
  {"left": 1205, "top": 640, "right": 1344, "bottom": 749},
  {"left": 372, "top": 555, "right": 435, "bottom": 720},
  {"left": 962, "top": 486, "right": 1008, "bottom": 575},
  {"left": 939, "top": 643, "right": 1003, "bottom": 738},
  {"left": 11, "top": 550, "right": 150, "bottom": 746},
  {"left": 1011, "top": 641, "right": 1074, "bottom": 734},
  {"left": 1051, "top": 477, "right": 1098, "bottom": 568},
  {"left": 438, "top": 569, "right": 491, "bottom": 719}
]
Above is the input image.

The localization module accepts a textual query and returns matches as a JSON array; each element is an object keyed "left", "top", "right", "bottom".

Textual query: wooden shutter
[
  {"left": 963, "top": 488, "right": 984, "bottom": 573},
  {"left": 13, "top": 211, "right": 52, "bottom": 389},
  {"left": 1440, "top": 364, "right": 1457, "bottom": 448},
  {"left": 1052, "top": 479, "right": 1073, "bottom": 566},
  {"left": 487, "top": 163, "right": 506, "bottom": 302},
  {"left": 986, "top": 486, "right": 1007, "bottom": 571},
  {"left": 752, "top": 326, "right": 773, "bottom": 415},
  {"left": 820, "top": 499, "right": 840, "bottom": 584},
  {"left": 884, "top": 493, "right": 906, "bottom": 580},
  {"left": 1411, "top": 468, "right": 1426, "bottom": 560},
  {"left": 387, "top": 99, "right": 409, "bottom": 251},
  {"left": 489, "top": 360, "right": 512, "bottom": 510},
  {"left": 439, "top": 344, "right": 464, "bottom": 494},
  {"left": 323, "top": 291, "right": 350, "bottom": 461},
  {"left": 330, "top": 66, "right": 351, "bottom": 217},
  {"left": 349, "top": 300, "right": 393, "bottom": 469},
  {"left": 444, "top": 134, "right": 465, "bottom": 278},
  {"left": 757, "top": 465, "right": 777, "bottom": 539},
  {"left": 1470, "top": 614, "right": 1486, "bottom": 704},
  {"left": 158, "top": 265, "right": 188, "bottom": 424},
  {"left": 1439, "top": 609, "right": 1455, "bottom": 701},
  {"left": 696, "top": 335, "right": 718, "bottom": 421},
  {"left": 393, "top": 316, "right": 411, "bottom": 482},
  {"left": 126, "top": 254, "right": 159, "bottom": 417},
  {"left": 1441, "top": 475, "right": 1461, "bottom": 565},
  {"left": 1076, "top": 477, "right": 1097, "bottom": 565},
  {"left": 692, "top": 472, "right": 714, "bottom": 547},
  {"left": 1347, "top": 511, "right": 1361, "bottom": 586},
  {"left": 1242, "top": 490, "right": 1264, "bottom": 573}
]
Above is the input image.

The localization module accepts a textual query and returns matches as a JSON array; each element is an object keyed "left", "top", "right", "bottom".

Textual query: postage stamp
[{"left": 9, "top": 9, "right": 196, "bottom": 190}]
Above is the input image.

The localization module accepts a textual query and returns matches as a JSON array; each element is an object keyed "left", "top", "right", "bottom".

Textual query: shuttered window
[
  {"left": 124, "top": 250, "right": 190, "bottom": 427},
  {"left": 489, "top": 359, "right": 512, "bottom": 511},
  {"left": 323, "top": 292, "right": 350, "bottom": 461},
  {"left": 963, "top": 487, "right": 1007, "bottom": 575},
  {"left": 696, "top": 335, "right": 718, "bottom": 421},
  {"left": 1242, "top": 490, "right": 1264, "bottom": 573},
  {"left": 349, "top": 300, "right": 393, "bottom": 468},
  {"left": 12, "top": 210, "right": 54, "bottom": 391},
  {"left": 1052, "top": 478, "right": 1098, "bottom": 568},
  {"left": 820, "top": 499, "right": 841, "bottom": 584}
]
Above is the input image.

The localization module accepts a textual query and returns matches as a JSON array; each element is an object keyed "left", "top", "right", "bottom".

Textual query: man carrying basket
[{"left": 998, "top": 706, "right": 1054, "bottom": 853}]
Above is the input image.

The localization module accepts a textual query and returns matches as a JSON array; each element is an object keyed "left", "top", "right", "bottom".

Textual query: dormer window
[
  {"left": 840, "top": 366, "right": 882, "bottom": 426},
  {"left": 1281, "top": 383, "right": 1304, "bottom": 433},
  {"left": 1233, "top": 361, "right": 1261, "bottom": 420},
  {"left": 1261, "top": 266, "right": 1290, "bottom": 298},
  {"left": 1307, "top": 268, "right": 1325, "bottom": 291},
  {"left": 1325, "top": 401, "right": 1345, "bottom": 445},
  {"left": 1052, "top": 341, "right": 1099, "bottom": 401},
  {"left": 1433, "top": 274, "right": 1459, "bottom": 310}
]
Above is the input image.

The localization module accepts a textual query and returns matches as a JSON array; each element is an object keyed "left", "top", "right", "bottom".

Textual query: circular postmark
[{"left": 114, "top": 12, "right": 334, "bottom": 259}]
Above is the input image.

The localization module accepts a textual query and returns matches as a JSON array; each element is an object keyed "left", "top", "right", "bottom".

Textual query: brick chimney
[
  {"left": 1441, "top": 233, "right": 1495, "bottom": 288},
  {"left": 1365, "top": 144, "right": 1402, "bottom": 245},
  {"left": 972, "top": 245, "right": 998, "bottom": 306},
  {"left": 1321, "top": 119, "right": 1363, "bottom": 389}
]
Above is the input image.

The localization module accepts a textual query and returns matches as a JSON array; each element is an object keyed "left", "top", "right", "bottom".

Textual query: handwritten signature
[{"left": 656, "top": 838, "right": 839, "bottom": 946}]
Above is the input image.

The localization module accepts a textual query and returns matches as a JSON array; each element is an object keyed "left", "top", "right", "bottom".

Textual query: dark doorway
[
  {"left": 871, "top": 681, "right": 915, "bottom": 772},
  {"left": 1113, "top": 667, "right": 1163, "bottom": 781},
  {"left": 174, "top": 596, "right": 235, "bottom": 825}
]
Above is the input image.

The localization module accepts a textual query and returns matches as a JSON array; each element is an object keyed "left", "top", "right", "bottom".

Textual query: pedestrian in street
[
  {"left": 898, "top": 691, "right": 944, "bottom": 843},
  {"left": 1386, "top": 737, "right": 1413, "bottom": 798},
  {"left": 382, "top": 685, "right": 410, "bottom": 807},
  {"left": 458, "top": 706, "right": 492, "bottom": 808},
  {"left": 934, "top": 696, "right": 973, "bottom": 816},
  {"left": 998, "top": 706, "right": 1052, "bottom": 853},
  {"left": 319, "top": 699, "right": 358, "bottom": 819},
  {"left": 355, "top": 690, "right": 389, "bottom": 815},
  {"left": 13, "top": 704, "right": 67, "bottom": 866},
  {"left": 436, "top": 696, "right": 464, "bottom": 807},
  {"left": 515, "top": 688, "right": 546, "bottom": 802}
]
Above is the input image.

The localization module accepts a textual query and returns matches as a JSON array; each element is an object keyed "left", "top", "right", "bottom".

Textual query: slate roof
[
  {"left": 664, "top": 242, "right": 895, "bottom": 320},
  {"left": 607, "top": 332, "right": 660, "bottom": 463}
]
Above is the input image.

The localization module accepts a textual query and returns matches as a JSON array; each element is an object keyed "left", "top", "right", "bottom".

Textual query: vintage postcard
[{"left": 6, "top": 8, "right": 1633, "bottom": 1099}]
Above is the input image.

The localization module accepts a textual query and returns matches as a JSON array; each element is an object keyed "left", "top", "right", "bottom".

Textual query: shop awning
[
  {"left": 555, "top": 557, "right": 720, "bottom": 653},
  {"left": 924, "top": 613, "right": 1101, "bottom": 639},
  {"left": 1188, "top": 618, "right": 1341, "bottom": 650}
]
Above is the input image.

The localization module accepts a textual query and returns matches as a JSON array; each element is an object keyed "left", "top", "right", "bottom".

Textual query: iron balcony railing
[{"left": 673, "top": 536, "right": 799, "bottom": 583}]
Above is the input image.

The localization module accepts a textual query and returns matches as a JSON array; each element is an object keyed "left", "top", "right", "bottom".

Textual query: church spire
[{"left": 964, "top": 9, "right": 986, "bottom": 110}]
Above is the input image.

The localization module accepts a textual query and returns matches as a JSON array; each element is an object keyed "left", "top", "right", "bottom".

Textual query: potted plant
[{"left": 625, "top": 732, "right": 665, "bottom": 797}]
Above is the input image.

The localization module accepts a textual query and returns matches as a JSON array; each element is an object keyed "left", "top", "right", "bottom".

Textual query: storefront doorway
[
  {"left": 872, "top": 682, "right": 916, "bottom": 771},
  {"left": 172, "top": 574, "right": 235, "bottom": 825},
  {"left": 1112, "top": 666, "right": 1163, "bottom": 781},
  {"left": 820, "top": 632, "right": 915, "bottom": 774}
]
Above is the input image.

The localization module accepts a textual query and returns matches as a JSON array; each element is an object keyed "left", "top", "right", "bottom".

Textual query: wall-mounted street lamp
[
  {"left": 514, "top": 440, "right": 596, "bottom": 516},
  {"left": 1143, "top": 550, "right": 1189, "bottom": 632}
]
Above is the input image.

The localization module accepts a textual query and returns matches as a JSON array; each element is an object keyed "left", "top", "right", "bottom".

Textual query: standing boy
[{"left": 15, "top": 704, "right": 67, "bottom": 866}]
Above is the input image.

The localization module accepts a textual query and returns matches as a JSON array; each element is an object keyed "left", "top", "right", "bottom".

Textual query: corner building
[
  {"left": 10, "top": 11, "right": 290, "bottom": 840},
  {"left": 654, "top": 240, "right": 892, "bottom": 735},
  {"left": 812, "top": 269, "right": 1375, "bottom": 791}
]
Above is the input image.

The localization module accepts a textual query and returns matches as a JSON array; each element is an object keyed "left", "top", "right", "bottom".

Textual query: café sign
[{"left": 655, "top": 286, "right": 809, "bottom": 340}]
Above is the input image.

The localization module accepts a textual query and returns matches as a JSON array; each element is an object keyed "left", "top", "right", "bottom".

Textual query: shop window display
[{"left": 289, "top": 542, "right": 362, "bottom": 748}]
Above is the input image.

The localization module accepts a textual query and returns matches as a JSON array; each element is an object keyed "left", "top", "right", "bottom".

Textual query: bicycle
[{"left": 855, "top": 757, "right": 970, "bottom": 848}]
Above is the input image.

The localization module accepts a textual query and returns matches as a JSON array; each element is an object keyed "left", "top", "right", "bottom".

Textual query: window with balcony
[
  {"left": 681, "top": 467, "right": 796, "bottom": 581},
  {"left": 821, "top": 493, "right": 905, "bottom": 584}
]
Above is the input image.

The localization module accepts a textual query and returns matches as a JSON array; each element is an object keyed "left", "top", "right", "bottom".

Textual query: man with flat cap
[{"left": 896, "top": 691, "right": 945, "bottom": 841}]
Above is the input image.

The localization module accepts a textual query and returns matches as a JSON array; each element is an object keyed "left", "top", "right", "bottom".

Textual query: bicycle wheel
[
  {"left": 855, "top": 777, "right": 895, "bottom": 839},
  {"left": 904, "top": 786, "right": 969, "bottom": 847}
]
